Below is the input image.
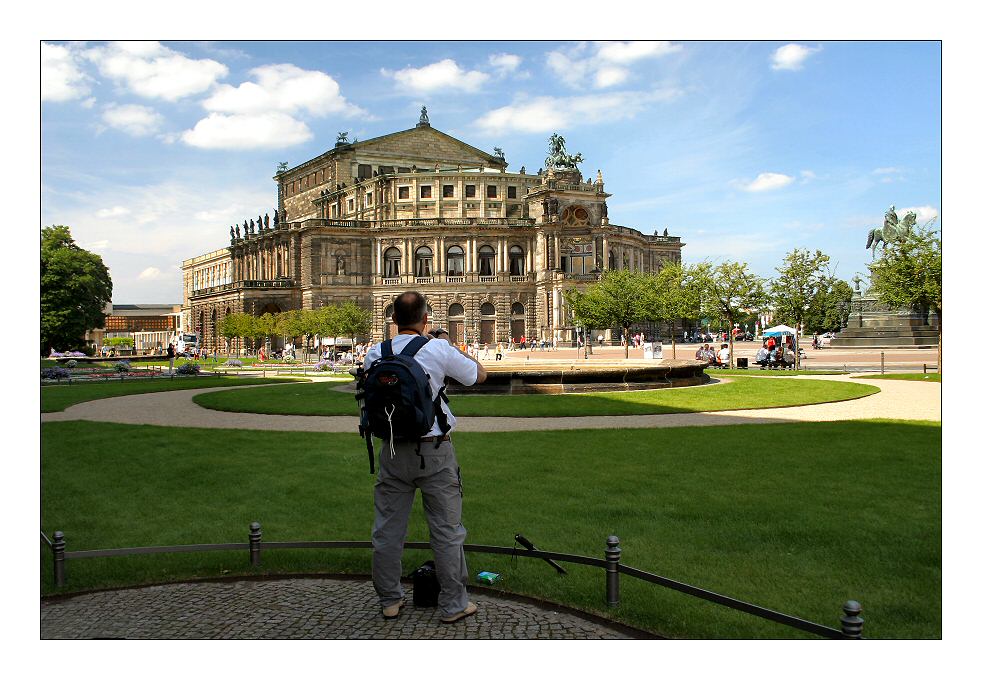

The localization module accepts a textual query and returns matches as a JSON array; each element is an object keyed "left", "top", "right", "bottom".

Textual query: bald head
[{"left": 393, "top": 291, "right": 427, "bottom": 329}]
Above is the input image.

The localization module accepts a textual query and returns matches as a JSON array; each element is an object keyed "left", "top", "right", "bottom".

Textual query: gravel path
[{"left": 40, "top": 373, "right": 940, "bottom": 432}]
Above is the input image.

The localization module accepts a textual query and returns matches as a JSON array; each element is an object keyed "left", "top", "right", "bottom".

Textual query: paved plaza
[{"left": 41, "top": 578, "right": 639, "bottom": 639}]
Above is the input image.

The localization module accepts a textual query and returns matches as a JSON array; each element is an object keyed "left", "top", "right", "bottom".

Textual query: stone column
[{"left": 554, "top": 233, "right": 561, "bottom": 271}]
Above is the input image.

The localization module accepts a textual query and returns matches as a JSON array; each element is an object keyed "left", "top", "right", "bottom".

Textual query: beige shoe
[
  {"left": 440, "top": 602, "right": 477, "bottom": 624},
  {"left": 381, "top": 599, "right": 406, "bottom": 619}
]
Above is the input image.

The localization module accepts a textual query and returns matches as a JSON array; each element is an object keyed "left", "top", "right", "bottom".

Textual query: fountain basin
[{"left": 447, "top": 360, "right": 710, "bottom": 395}]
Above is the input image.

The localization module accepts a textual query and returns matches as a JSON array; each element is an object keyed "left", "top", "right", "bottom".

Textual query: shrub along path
[{"left": 40, "top": 373, "right": 938, "bottom": 431}]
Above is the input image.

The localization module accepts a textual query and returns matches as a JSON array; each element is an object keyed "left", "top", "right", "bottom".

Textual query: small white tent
[{"left": 762, "top": 324, "right": 796, "bottom": 336}]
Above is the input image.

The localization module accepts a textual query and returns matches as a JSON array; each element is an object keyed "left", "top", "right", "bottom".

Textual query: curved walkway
[
  {"left": 41, "top": 373, "right": 940, "bottom": 432},
  {"left": 41, "top": 577, "right": 639, "bottom": 639}
]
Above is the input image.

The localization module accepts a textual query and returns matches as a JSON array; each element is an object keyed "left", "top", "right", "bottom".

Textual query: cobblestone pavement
[
  {"left": 41, "top": 372, "right": 940, "bottom": 432},
  {"left": 41, "top": 578, "right": 636, "bottom": 639}
]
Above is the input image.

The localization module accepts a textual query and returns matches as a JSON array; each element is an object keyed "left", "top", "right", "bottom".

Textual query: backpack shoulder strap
[
  {"left": 381, "top": 340, "right": 393, "bottom": 357},
  {"left": 400, "top": 335, "right": 429, "bottom": 358}
]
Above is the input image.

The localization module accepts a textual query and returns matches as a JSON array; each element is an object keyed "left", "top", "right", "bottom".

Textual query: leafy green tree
[
  {"left": 217, "top": 312, "right": 254, "bottom": 357},
  {"left": 772, "top": 249, "right": 830, "bottom": 368},
  {"left": 564, "top": 269, "right": 658, "bottom": 358},
  {"left": 41, "top": 226, "right": 113, "bottom": 355},
  {"left": 276, "top": 309, "right": 318, "bottom": 361},
  {"left": 803, "top": 277, "right": 854, "bottom": 335},
  {"left": 698, "top": 261, "right": 770, "bottom": 368},
  {"left": 652, "top": 261, "right": 704, "bottom": 360},
  {"left": 869, "top": 223, "right": 942, "bottom": 371},
  {"left": 309, "top": 305, "right": 341, "bottom": 359},
  {"left": 336, "top": 301, "right": 372, "bottom": 341},
  {"left": 254, "top": 313, "right": 278, "bottom": 354}
]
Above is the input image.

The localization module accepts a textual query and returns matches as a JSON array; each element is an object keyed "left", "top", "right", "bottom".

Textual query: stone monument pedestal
[{"left": 831, "top": 291, "right": 939, "bottom": 348}]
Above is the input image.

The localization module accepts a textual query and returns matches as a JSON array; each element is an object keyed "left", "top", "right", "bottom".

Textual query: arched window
[
  {"left": 608, "top": 249, "right": 617, "bottom": 270},
  {"left": 448, "top": 303, "right": 465, "bottom": 317},
  {"left": 511, "top": 302, "right": 525, "bottom": 316},
  {"left": 414, "top": 246, "right": 433, "bottom": 276},
  {"left": 481, "top": 303, "right": 496, "bottom": 316},
  {"left": 446, "top": 245, "right": 465, "bottom": 276},
  {"left": 478, "top": 245, "right": 495, "bottom": 276},
  {"left": 509, "top": 245, "right": 525, "bottom": 275},
  {"left": 384, "top": 247, "right": 401, "bottom": 278}
]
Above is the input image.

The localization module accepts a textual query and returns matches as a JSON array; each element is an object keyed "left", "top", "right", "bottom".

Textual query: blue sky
[{"left": 40, "top": 40, "right": 940, "bottom": 303}]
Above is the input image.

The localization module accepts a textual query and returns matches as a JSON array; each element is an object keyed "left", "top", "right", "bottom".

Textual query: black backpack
[{"left": 355, "top": 335, "right": 450, "bottom": 473}]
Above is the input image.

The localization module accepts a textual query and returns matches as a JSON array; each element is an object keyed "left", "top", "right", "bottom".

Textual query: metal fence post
[
  {"left": 880, "top": 352, "right": 885, "bottom": 374},
  {"left": 605, "top": 535, "right": 621, "bottom": 607},
  {"left": 53, "top": 531, "right": 66, "bottom": 587},
  {"left": 249, "top": 522, "right": 262, "bottom": 567},
  {"left": 840, "top": 600, "right": 864, "bottom": 639}
]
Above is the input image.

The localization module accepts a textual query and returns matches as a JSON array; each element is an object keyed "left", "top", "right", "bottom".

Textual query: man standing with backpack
[{"left": 359, "top": 291, "right": 488, "bottom": 624}]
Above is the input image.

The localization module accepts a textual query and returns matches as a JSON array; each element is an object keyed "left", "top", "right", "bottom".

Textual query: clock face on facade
[{"left": 560, "top": 206, "right": 590, "bottom": 227}]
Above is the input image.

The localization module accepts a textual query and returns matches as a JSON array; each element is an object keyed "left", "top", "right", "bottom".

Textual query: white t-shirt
[
  {"left": 363, "top": 334, "right": 479, "bottom": 436},
  {"left": 718, "top": 347, "right": 731, "bottom": 362}
]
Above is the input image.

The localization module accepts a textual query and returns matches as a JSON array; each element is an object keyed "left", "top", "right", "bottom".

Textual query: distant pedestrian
[
  {"left": 167, "top": 343, "right": 176, "bottom": 374},
  {"left": 495, "top": 342, "right": 503, "bottom": 361}
]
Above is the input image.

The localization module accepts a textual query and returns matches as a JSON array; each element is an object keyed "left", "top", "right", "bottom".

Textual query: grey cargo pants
[{"left": 371, "top": 438, "right": 469, "bottom": 617}]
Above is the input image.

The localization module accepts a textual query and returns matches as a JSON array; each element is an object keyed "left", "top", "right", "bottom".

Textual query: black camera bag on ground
[{"left": 410, "top": 560, "right": 441, "bottom": 607}]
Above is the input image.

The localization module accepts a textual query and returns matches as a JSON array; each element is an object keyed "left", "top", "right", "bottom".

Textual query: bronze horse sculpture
[{"left": 867, "top": 206, "right": 918, "bottom": 257}]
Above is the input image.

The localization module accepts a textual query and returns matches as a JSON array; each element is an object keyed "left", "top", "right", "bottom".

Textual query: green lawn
[
  {"left": 40, "top": 419, "right": 939, "bottom": 638},
  {"left": 852, "top": 373, "right": 941, "bottom": 383},
  {"left": 41, "top": 376, "right": 306, "bottom": 413},
  {"left": 706, "top": 368, "right": 847, "bottom": 376},
  {"left": 192, "top": 376, "right": 879, "bottom": 418}
]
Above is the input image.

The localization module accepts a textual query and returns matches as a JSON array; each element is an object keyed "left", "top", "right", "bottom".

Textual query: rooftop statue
[
  {"left": 545, "top": 133, "right": 584, "bottom": 170},
  {"left": 336, "top": 131, "right": 349, "bottom": 145},
  {"left": 419, "top": 106, "right": 429, "bottom": 126},
  {"left": 230, "top": 225, "right": 235, "bottom": 240},
  {"left": 493, "top": 147, "right": 505, "bottom": 160}
]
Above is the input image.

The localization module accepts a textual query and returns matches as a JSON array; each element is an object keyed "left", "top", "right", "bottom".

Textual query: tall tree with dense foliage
[
  {"left": 41, "top": 226, "right": 113, "bottom": 355},
  {"left": 803, "top": 277, "right": 854, "bottom": 335},
  {"left": 564, "top": 269, "right": 657, "bottom": 358},
  {"left": 652, "top": 261, "right": 704, "bottom": 359},
  {"left": 869, "top": 223, "right": 942, "bottom": 371},
  {"left": 698, "top": 261, "right": 770, "bottom": 368},
  {"left": 772, "top": 249, "right": 830, "bottom": 368}
]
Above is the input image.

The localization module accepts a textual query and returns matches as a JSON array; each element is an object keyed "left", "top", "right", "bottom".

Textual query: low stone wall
[{"left": 447, "top": 360, "right": 709, "bottom": 394}]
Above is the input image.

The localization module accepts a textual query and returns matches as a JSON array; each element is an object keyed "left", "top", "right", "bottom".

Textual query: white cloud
[
  {"left": 101, "top": 103, "right": 164, "bottom": 136},
  {"left": 594, "top": 41, "right": 682, "bottom": 64},
  {"left": 181, "top": 112, "right": 312, "bottom": 150},
  {"left": 595, "top": 66, "right": 629, "bottom": 88},
  {"left": 475, "top": 89, "right": 681, "bottom": 135},
  {"left": 800, "top": 169, "right": 817, "bottom": 182},
  {"left": 85, "top": 41, "right": 228, "bottom": 101},
  {"left": 547, "top": 41, "right": 681, "bottom": 89},
  {"left": 897, "top": 205, "right": 939, "bottom": 223},
  {"left": 488, "top": 53, "right": 522, "bottom": 74},
  {"left": 735, "top": 172, "right": 796, "bottom": 192},
  {"left": 770, "top": 44, "right": 821, "bottom": 71},
  {"left": 381, "top": 59, "right": 490, "bottom": 93},
  {"left": 42, "top": 42, "right": 91, "bottom": 102},
  {"left": 203, "top": 63, "right": 362, "bottom": 117},
  {"left": 138, "top": 266, "right": 162, "bottom": 280},
  {"left": 873, "top": 167, "right": 902, "bottom": 175},
  {"left": 95, "top": 206, "right": 130, "bottom": 218}
]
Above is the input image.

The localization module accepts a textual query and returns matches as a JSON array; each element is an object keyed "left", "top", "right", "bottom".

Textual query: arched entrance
[
  {"left": 480, "top": 303, "right": 496, "bottom": 344},
  {"left": 510, "top": 302, "right": 526, "bottom": 342},
  {"left": 448, "top": 303, "right": 465, "bottom": 345}
]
